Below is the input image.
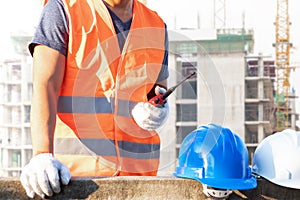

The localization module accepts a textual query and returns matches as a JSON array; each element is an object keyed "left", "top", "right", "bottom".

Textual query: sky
[
  {"left": 0, "top": 0, "right": 42, "bottom": 59},
  {"left": 0, "top": 0, "right": 299, "bottom": 125}
]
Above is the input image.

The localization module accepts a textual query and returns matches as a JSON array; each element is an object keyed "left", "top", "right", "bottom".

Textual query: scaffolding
[{"left": 245, "top": 55, "right": 276, "bottom": 140}]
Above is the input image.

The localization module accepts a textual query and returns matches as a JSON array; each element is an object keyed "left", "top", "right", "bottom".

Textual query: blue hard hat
[{"left": 173, "top": 124, "right": 257, "bottom": 190}]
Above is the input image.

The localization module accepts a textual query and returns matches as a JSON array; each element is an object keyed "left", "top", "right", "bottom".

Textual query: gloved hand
[
  {"left": 20, "top": 153, "right": 71, "bottom": 199},
  {"left": 132, "top": 86, "right": 169, "bottom": 130}
]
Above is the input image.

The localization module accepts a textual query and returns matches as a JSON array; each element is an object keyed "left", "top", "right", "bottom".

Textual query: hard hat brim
[
  {"left": 196, "top": 175, "right": 257, "bottom": 190},
  {"left": 174, "top": 172, "right": 257, "bottom": 190},
  {"left": 259, "top": 176, "right": 300, "bottom": 189}
]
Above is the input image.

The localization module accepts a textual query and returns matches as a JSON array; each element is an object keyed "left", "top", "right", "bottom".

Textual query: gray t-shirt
[{"left": 29, "top": 0, "right": 169, "bottom": 82}]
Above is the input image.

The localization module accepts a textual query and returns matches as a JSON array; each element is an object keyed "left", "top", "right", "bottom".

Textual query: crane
[{"left": 274, "top": 0, "right": 293, "bottom": 131}]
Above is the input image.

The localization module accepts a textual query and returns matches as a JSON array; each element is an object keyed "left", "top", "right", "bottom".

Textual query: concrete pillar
[
  {"left": 257, "top": 55, "right": 264, "bottom": 142},
  {"left": 258, "top": 124, "right": 264, "bottom": 143}
]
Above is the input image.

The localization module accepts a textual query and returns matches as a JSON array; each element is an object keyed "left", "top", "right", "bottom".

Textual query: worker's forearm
[
  {"left": 30, "top": 45, "right": 66, "bottom": 156},
  {"left": 30, "top": 84, "right": 58, "bottom": 156}
]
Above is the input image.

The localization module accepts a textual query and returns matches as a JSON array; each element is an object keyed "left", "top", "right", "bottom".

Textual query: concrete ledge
[{"left": 1, "top": 176, "right": 300, "bottom": 199}]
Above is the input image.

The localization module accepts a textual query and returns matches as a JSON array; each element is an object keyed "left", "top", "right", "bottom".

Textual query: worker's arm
[
  {"left": 30, "top": 45, "right": 65, "bottom": 155},
  {"left": 20, "top": 45, "right": 70, "bottom": 199}
]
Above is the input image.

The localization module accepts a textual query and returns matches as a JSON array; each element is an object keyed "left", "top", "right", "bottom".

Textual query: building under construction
[
  {"left": 159, "top": 28, "right": 298, "bottom": 174},
  {"left": 0, "top": 35, "right": 33, "bottom": 177}
]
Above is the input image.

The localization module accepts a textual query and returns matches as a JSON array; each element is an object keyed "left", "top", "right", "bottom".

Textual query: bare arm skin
[{"left": 30, "top": 45, "right": 65, "bottom": 156}]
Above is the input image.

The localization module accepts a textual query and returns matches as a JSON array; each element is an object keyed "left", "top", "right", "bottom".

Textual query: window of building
[
  {"left": 11, "top": 106, "right": 21, "bottom": 124},
  {"left": 176, "top": 104, "right": 197, "bottom": 122},
  {"left": 26, "top": 83, "right": 33, "bottom": 102},
  {"left": 9, "top": 128, "right": 21, "bottom": 146},
  {"left": 245, "top": 104, "right": 258, "bottom": 121},
  {"left": 181, "top": 61, "right": 197, "bottom": 78},
  {"left": 245, "top": 125, "right": 258, "bottom": 144},
  {"left": 24, "top": 105, "right": 31, "bottom": 123},
  {"left": 176, "top": 126, "right": 197, "bottom": 144},
  {"left": 180, "top": 81, "right": 197, "bottom": 99},
  {"left": 10, "top": 150, "right": 21, "bottom": 168},
  {"left": 24, "top": 127, "right": 32, "bottom": 145},
  {"left": 245, "top": 82, "right": 258, "bottom": 99},
  {"left": 11, "top": 64, "right": 21, "bottom": 81},
  {"left": 8, "top": 85, "right": 21, "bottom": 103}
]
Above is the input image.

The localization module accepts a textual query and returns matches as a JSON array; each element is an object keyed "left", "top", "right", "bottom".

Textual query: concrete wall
[
  {"left": 1, "top": 177, "right": 300, "bottom": 199},
  {"left": 197, "top": 52, "right": 245, "bottom": 139}
]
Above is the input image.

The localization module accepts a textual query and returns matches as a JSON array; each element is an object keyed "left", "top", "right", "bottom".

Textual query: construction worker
[
  {"left": 252, "top": 129, "right": 300, "bottom": 189},
  {"left": 20, "top": 0, "right": 169, "bottom": 198},
  {"left": 174, "top": 124, "right": 257, "bottom": 199}
]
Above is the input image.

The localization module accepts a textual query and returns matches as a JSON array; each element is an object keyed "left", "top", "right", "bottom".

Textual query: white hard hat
[{"left": 252, "top": 129, "right": 300, "bottom": 189}]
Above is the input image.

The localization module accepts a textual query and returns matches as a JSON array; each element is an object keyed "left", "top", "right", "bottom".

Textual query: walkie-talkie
[{"left": 149, "top": 72, "right": 196, "bottom": 107}]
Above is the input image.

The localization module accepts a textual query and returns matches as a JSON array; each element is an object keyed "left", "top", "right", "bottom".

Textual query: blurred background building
[{"left": 0, "top": 35, "right": 33, "bottom": 177}]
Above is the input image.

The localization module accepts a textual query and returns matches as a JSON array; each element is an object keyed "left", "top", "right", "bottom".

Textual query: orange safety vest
[{"left": 48, "top": 0, "right": 166, "bottom": 176}]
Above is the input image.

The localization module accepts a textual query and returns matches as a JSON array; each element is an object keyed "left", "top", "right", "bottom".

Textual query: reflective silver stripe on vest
[
  {"left": 57, "top": 96, "right": 113, "bottom": 113},
  {"left": 57, "top": 96, "right": 137, "bottom": 117},
  {"left": 54, "top": 138, "right": 160, "bottom": 159}
]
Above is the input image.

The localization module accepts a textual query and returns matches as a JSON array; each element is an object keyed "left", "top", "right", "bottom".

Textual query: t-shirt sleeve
[
  {"left": 28, "top": 0, "right": 68, "bottom": 57},
  {"left": 156, "top": 23, "right": 169, "bottom": 82}
]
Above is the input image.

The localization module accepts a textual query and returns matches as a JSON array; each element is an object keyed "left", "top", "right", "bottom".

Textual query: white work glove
[
  {"left": 132, "top": 86, "right": 169, "bottom": 130},
  {"left": 20, "top": 153, "right": 71, "bottom": 199}
]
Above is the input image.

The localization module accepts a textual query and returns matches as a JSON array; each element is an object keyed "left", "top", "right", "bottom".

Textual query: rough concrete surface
[{"left": 1, "top": 176, "right": 300, "bottom": 200}]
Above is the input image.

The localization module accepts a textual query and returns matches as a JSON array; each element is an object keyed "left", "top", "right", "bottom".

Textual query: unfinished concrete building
[
  {"left": 158, "top": 28, "right": 282, "bottom": 173},
  {"left": 0, "top": 58, "right": 33, "bottom": 177},
  {"left": 0, "top": 35, "right": 32, "bottom": 177},
  {"left": 244, "top": 55, "right": 276, "bottom": 162}
]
